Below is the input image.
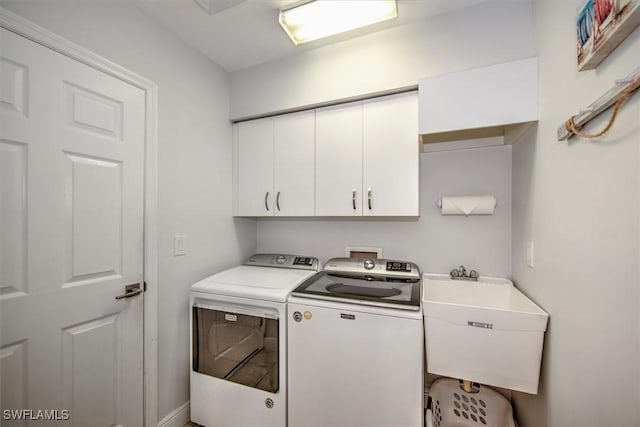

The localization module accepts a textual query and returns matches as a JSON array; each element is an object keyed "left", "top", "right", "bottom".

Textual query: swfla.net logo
[{"left": 2, "top": 409, "right": 70, "bottom": 421}]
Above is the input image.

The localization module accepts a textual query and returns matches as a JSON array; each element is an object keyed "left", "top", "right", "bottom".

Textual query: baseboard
[{"left": 157, "top": 401, "right": 190, "bottom": 427}]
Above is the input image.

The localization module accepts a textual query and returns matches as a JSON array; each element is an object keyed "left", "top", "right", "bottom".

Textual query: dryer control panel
[
  {"left": 293, "top": 257, "right": 315, "bottom": 266},
  {"left": 244, "top": 254, "right": 319, "bottom": 271}
]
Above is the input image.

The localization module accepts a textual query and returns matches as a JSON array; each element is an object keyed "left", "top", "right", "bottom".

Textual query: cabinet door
[
  {"left": 363, "top": 92, "right": 419, "bottom": 216},
  {"left": 315, "top": 102, "right": 363, "bottom": 216},
  {"left": 274, "top": 111, "right": 315, "bottom": 216},
  {"left": 418, "top": 57, "right": 538, "bottom": 134},
  {"left": 237, "top": 118, "right": 274, "bottom": 216}
]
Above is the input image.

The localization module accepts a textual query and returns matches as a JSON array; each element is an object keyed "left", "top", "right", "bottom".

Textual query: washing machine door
[{"left": 192, "top": 302, "right": 279, "bottom": 392}]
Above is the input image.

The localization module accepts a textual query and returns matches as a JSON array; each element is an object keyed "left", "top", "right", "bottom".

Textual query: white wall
[
  {"left": 258, "top": 146, "right": 512, "bottom": 277},
  {"left": 230, "top": 1, "right": 534, "bottom": 119},
  {"left": 1, "top": 1, "right": 257, "bottom": 423},
  {"left": 249, "top": 0, "right": 529, "bottom": 300},
  {"left": 510, "top": 1, "right": 640, "bottom": 426}
]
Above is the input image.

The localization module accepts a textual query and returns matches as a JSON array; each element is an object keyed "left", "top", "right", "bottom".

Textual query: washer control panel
[
  {"left": 386, "top": 261, "right": 411, "bottom": 272},
  {"left": 323, "top": 257, "right": 420, "bottom": 281}
]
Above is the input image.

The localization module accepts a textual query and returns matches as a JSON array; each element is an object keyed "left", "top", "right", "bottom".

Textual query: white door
[
  {"left": 362, "top": 92, "right": 419, "bottom": 216},
  {"left": 0, "top": 28, "right": 145, "bottom": 426},
  {"left": 315, "top": 102, "right": 363, "bottom": 216},
  {"left": 274, "top": 111, "right": 315, "bottom": 216},
  {"left": 237, "top": 118, "right": 274, "bottom": 216}
]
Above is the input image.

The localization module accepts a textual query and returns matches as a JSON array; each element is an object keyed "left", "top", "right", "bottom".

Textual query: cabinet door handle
[
  {"left": 264, "top": 192, "right": 270, "bottom": 211},
  {"left": 352, "top": 189, "right": 357, "bottom": 210},
  {"left": 276, "top": 191, "right": 281, "bottom": 211},
  {"left": 368, "top": 188, "right": 372, "bottom": 210}
]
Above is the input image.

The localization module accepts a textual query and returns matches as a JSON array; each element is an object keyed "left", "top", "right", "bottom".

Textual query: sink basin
[{"left": 422, "top": 274, "right": 548, "bottom": 394}]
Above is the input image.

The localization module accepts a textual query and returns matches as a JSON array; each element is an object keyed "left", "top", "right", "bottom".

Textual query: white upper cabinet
[
  {"left": 237, "top": 117, "right": 274, "bottom": 216},
  {"left": 316, "top": 92, "right": 419, "bottom": 217},
  {"left": 363, "top": 92, "right": 419, "bottom": 216},
  {"left": 419, "top": 57, "right": 538, "bottom": 135},
  {"left": 236, "top": 92, "right": 420, "bottom": 217},
  {"left": 274, "top": 111, "right": 315, "bottom": 216},
  {"left": 236, "top": 112, "right": 315, "bottom": 217},
  {"left": 315, "top": 102, "right": 363, "bottom": 216}
]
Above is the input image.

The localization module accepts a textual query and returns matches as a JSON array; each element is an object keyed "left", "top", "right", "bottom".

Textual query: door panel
[
  {"left": 315, "top": 102, "right": 362, "bottom": 216},
  {"left": 0, "top": 341, "right": 27, "bottom": 427},
  {"left": 363, "top": 92, "right": 419, "bottom": 216},
  {"left": 237, "top": 118, "right": 274, "bottom": 216},
  {"left": 64, "top": 81, "right": 124, "bottom": 140},
  {"left": 0, "top": 28, "right": 144, "bottom": 426},
  {"left": 0, "top": 57, "right": 28, "bottom": 117},
  {"left": 0, "top": 140, "right": 27, "bottom": 296},
  {"left": 64, "top": 154, "right": 122, "bottom": 282},
  {"left": 274, "top": 111, "right": 315, "bottom": 216},
  {"left": 62, "top": 314, "right": 119, "bottom": 427}
]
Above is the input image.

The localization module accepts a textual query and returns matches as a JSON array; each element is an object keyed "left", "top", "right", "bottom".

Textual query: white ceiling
[{"left": 136, "top": 0, "right": 486, "bottom": 72}]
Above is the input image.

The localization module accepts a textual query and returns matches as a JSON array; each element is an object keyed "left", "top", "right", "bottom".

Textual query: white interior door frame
[{"left": 0, "top": 8, "right": 160, "bottom": 427}]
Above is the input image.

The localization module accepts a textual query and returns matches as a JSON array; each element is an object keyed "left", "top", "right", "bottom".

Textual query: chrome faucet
[{"left": 450, "top": 265, "right": 479, "bottom": 281}]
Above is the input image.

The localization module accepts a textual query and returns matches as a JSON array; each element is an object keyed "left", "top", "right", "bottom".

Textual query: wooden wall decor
[{"left": 577, "top": 0, "right": 640, "bottom": 71}]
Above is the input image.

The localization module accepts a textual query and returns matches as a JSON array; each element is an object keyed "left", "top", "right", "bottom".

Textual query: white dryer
[{"left": 190, "top": 254, "right": 319, "bottom": 427}]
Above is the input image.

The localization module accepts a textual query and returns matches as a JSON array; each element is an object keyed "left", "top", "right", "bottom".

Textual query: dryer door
[{"left": 192, "top": 303, "right": 279, "bottom": 392}]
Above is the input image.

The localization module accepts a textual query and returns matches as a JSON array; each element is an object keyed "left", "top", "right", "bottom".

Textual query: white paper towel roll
[{"left": 439, "top": 195, "right": 496, "bottom": 216}]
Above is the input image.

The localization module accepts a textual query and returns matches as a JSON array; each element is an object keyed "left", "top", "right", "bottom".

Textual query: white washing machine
[
  {"left": 190, "top": 254, "right": 319, "bottom": 427},
  {"left": 287, "top": 257, "right": 424, "bottom": 427}
]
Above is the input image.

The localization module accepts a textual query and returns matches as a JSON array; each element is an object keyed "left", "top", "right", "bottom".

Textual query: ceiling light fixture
[
  {"left": 279, "top": 0, "right": 398, "bottom": 46},
  {"left": 193, "top": 0, "right": 246, "bottom": 15}
]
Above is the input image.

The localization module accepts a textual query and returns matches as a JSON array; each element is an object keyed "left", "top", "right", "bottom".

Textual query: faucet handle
[
  {"left": 450, "top": 268, "right": 459, "bottom": 278},
  {"left": 458, "top": 265, "right": 467, "bottom": 276},
  {"left": 469, "top": 270, "right": 479, "bottom": 280}
]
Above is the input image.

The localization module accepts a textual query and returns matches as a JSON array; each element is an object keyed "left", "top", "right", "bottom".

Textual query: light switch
[
  {"left": 526, "top": 241, "right": 534, "bottom": 268},
  {"left": 174, "top": 234, "right": 187, "bottom": 256}
]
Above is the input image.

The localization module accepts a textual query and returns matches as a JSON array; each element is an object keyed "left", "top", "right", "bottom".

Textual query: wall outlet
[
  {"left": 174, "top": 234, "right": 187, "bottom": 256},
  {"left": 526, "top": 241, "right": 534, "bottom": 268}
]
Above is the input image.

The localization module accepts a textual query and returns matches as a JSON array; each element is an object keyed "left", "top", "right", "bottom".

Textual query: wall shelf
[{"left": 557, "top": 67, "right": 640, "bottom": 141}]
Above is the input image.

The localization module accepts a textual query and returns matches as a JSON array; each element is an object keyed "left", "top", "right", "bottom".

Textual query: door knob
[{"left": 115, "top": 283, "right": 143, "bottom": 300}]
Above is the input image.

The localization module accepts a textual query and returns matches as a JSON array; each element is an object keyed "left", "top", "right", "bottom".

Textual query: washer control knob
[
  {"left": 275, "top": 255, "right": 286, "bottom": 264},
  {"left": 265, "top": 398, "right": 274, "bottom": 408},
  {"left": 364, "top": 259, "right": 375, "bottom": 270},
  {"left": 293, "top": 311, "right": 302, "bottom": 322}
]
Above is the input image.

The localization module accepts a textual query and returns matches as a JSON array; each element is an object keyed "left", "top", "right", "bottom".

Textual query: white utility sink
[{"left": 422, "top": 274, "right": 548, "bottom": 394}]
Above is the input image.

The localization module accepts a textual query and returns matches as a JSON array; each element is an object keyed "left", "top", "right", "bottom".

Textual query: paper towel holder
[{"left": 435, "top": 197, "right": 498, "bottom": 208}]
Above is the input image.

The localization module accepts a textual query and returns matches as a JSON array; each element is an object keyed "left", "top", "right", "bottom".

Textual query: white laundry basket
[{"left": 426, "top": 378, "right": 516, "bottom": 427}]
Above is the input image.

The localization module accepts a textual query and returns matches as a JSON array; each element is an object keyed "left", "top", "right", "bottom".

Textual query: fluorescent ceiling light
[{"left": 279, "top": 0, "right": 398, "bottom": 45}]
